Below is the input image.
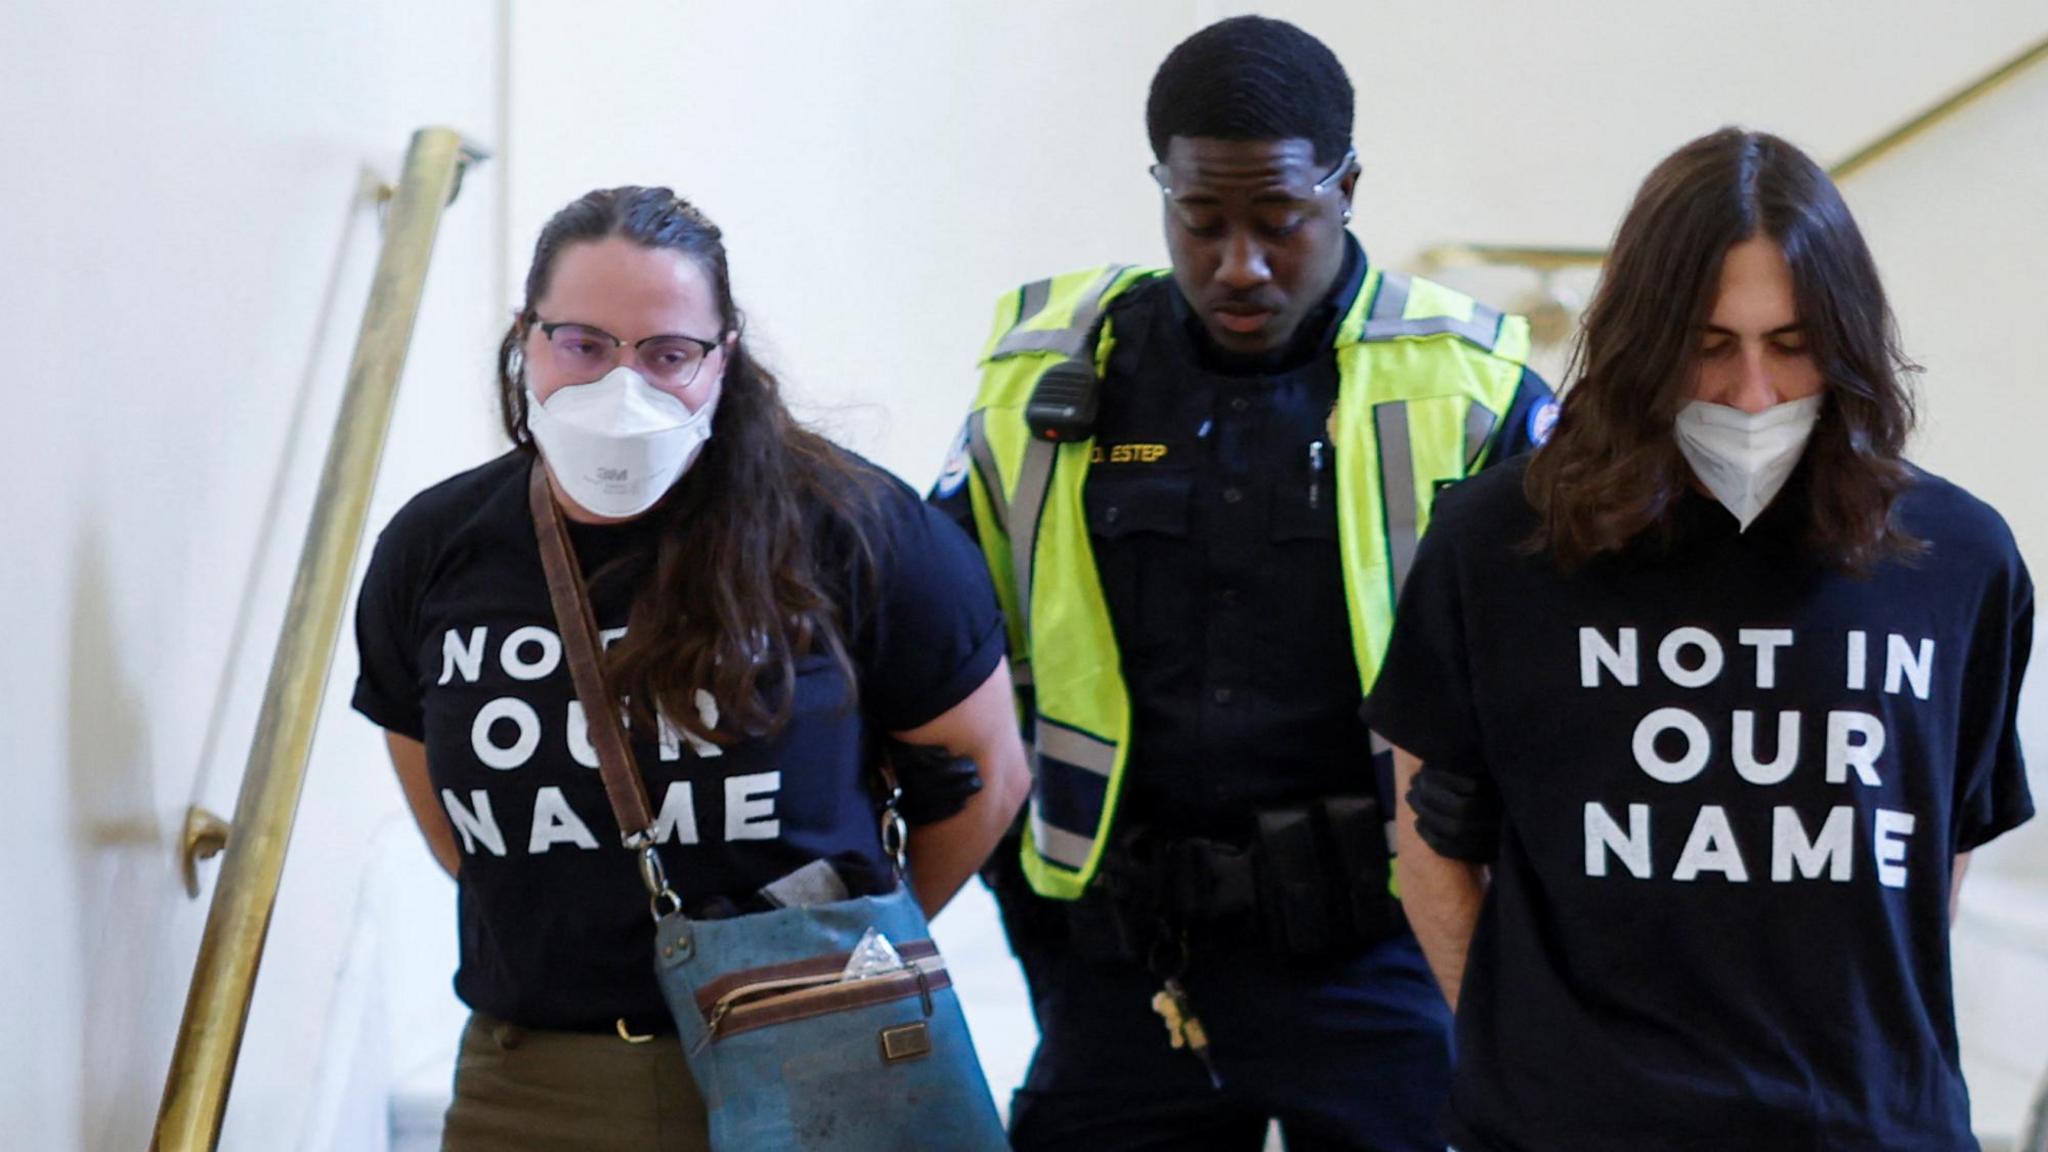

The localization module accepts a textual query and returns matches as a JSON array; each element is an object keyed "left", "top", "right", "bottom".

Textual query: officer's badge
[
  {"left": 1528, "top": 397, "right": 1560, "bottom": 446},
  {"left": 934, "top": 421, "right": 973, "bottom": 498}
]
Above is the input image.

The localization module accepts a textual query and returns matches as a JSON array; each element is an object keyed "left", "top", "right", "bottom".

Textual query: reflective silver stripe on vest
[
  {"left": 990, "top": 265, "right": 1131, "bottom": 358},
  {"left": 966, "top": 409, "right": 1029, "bottom": 688},
  {"left": 1037, "top": 720, "right": 1116, "bottom": 778},
  {"left": 1363, "top": 271, "right": 1503, "bottom": 351},
  {"left": 1014, "top": 277, "right": 1053, "bottom": 330},
  {"left": 1376, "top": 401, "right": 1420, "bottom": 599},
  {"left": 1370, "top": 270, "right": 1411, "bottom": 323},
  {"left": 1464, "top": 402, "right": 1499, "bottom": 469},
  {"left": 1364, "top": 312, "right": 1503, "bottom": 350},
  {"left": 1009, "top": 437, "right": 1056, "bottom": 641},
  {"left": 991, "top": 327, "right": 1088, "bottom": 357},
  {"left": 1030, "top": 807, "right": 1095, "bottom": 870},
  {"left": 991, "top": 266, "right": 1133, "bottom": 641},
  {"left": 964, "top": 409, "right": 1009, "bottom": 531}
]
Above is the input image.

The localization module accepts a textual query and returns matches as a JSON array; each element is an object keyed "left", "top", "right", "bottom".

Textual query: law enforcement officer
[{"left": 929, "top": 17, "right": 1554, "bottom": 1150}]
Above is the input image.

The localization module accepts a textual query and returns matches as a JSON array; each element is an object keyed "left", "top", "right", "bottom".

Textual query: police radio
[{"left": 1024, "top": 358, "right": 1100, "bottom": 443}]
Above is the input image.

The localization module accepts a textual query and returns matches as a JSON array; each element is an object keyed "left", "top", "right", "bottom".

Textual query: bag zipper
[{"left": 701, "top": 954, "right": 944, "bottom": 1043}]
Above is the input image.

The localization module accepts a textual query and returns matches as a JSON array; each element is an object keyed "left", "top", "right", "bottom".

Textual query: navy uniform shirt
[
  {"left": 1366, "top": 458, "right": 2034, "bottom": 1151},
  {"left": 935, "top": 240, "right": 1553, "bottom": 839}
]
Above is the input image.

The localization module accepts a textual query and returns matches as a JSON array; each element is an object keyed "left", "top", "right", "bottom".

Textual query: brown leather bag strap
[{"left": 527, "top": 460, "right": 658, "bottom": 840}]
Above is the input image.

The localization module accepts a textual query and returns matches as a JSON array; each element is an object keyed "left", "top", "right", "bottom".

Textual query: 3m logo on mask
[{"left": 525, "top": 365, "right": 721, "bottom": 517}]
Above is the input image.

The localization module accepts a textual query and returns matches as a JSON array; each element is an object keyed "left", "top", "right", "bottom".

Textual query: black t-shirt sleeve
[
  {"left": 856, "top": 475, "right": 1007, "bottom": 826},
  {"left": 860, "top": 475, "right": 1007, "bottom": 733},
  {"left": 1955, "top": 551, "right": 2036, "bottom": 852},
  {"left": 1484, "top": 367, "right": 1558, "bottom": 466},
  {"left": 1363, "top": 491, "right": 1486, "bottom": 773},
  {"left": 351, "top": 522, "right": 427, "bottom": 741}
]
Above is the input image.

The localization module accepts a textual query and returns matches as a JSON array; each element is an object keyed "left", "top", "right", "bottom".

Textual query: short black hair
[{"left": 1145, "top": 16, "right": 1354, "bottom": 165}]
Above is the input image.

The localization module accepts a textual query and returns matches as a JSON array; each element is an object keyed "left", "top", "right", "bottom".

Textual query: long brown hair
[
  {"left": 1525, "top": 128, "right": 1920, "bottom": 572},
  {"left": 499, "top": 187, "right": 879, "bottom": 743}
]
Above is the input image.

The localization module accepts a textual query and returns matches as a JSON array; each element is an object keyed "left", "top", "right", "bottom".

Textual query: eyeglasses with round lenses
[{"left": 532, "top": 318, "right": 723, "bottom": 389}]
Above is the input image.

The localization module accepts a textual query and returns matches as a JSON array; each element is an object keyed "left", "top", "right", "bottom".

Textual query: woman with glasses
[
  {"left": 1368, "top": 129, "right": 2033, "bottom": 1150},
  {"left": 351, "top": 186, "right": 1029, "bottom": 1150}
]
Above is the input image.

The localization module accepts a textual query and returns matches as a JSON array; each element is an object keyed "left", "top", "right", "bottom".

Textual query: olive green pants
[{"left": 441, "top": 1013, "right": 710, "bottom": 1151}]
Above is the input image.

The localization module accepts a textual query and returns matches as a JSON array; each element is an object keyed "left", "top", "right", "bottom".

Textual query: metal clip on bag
[{"left": 528, "top": 462, "right": 1009, "bottom": 1152}]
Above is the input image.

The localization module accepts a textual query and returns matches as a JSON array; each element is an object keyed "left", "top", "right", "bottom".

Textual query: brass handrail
[
  {"left": 1419, "top": 244, "right": 1610, "bottom": 272},
  {"left": 1419, "top": 32, "right": 2048, "bottom": 273},
  {"left": 152, "top": 126, "right": 487, "bottom": 1152},
  {"left": 1830, "top": 33, "right": 2048, "bottom": 183}
]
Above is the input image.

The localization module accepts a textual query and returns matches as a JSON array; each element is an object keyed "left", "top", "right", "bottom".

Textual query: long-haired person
[
  {"left": 352, "top": 186, "right": 1029, "bottom": 1150},
  {"left": 1369, "top": 129, "right": 2033, "bottom": 1150}
]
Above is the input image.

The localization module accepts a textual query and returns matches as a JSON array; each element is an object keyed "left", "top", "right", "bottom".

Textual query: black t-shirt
[
  {"left": 352, "top": 448, "right": 1005, "bottom": 1030},
  {"left": 1366, "top": 459, "right": 2034, "bottom": 1151}
]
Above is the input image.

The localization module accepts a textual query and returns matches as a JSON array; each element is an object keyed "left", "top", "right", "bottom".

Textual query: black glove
[{"left": 1405, "top": 764, "right": 1502, "bottom": 863}]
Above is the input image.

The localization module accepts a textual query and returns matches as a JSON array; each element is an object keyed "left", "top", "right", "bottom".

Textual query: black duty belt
[{"left": 1070, "top": 795, "right": 1406, "bottom": 962}]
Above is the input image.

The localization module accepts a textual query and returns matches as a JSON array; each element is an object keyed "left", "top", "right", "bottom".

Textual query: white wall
[
  {"left": 504, "top": 0, "right": 2048, "bottom": 1135},
  {"left": 0, "top": 2, "right": 507, "bottom": 1148}
]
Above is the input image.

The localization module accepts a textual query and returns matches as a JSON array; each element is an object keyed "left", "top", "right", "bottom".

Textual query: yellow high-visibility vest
[{"left": 958, "top": 264, "right": 1530, "bottom": 898}]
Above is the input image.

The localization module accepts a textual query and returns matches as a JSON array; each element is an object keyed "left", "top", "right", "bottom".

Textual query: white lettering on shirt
[
  {"left": 1672, "top": 805, "right": 1748, "bottom": 882},
  {"left": 439, "top": 626, "right": 487, "bottom": 685},
  {"left": 500, "top": 625, "right": 562, "bottom": 682},
  {"left": 1886, "top": 636, "right": 1935, "bottom": 701},
  {"left": 528, "top": 785, "right": 599, "bottom": 853},
  {"left": 1633, "top": 707, "right": 1712, "bottom": 784},
  {"left": 1825, "top": 711, "right": 1886, "bottom": 787},
  {"left": 441, "top": 788, "right": 507, "bottom": 856},
  {"left": 1581, "top": 627, "right": 1639, "bottom": 688},
  {"left": 658, "top": 692, "right": 723, "bottom": 762},
  {"left": 1657, "top": 627, "right": 1724, "bottom": 688},
  {"left": 1585, "top": 802, "right": 1652, "bottom": 878},
  {"left": 1772, "top": 806, "right": 1854, "bottom": 881},
  {"left": 472, "top": 697, "right": 541, "bottom": 770},
  {"left": 1738, "top": 629, "right": 1794, "bottom": 689},
  {"left": 1874, "top": 809, "right": 1917, "bottom": 888},
  {"left": 650, "top": 781, "right": 700, "bottom": 845},
  {"left": 725, "top": 772, "right": 782, "bottom": 841},
  {"left": 1731, "top": 710, "right": 1801, "bottom": 786},
  {"left": 566, "top": 701, "right": 599, "bottom": 769}
]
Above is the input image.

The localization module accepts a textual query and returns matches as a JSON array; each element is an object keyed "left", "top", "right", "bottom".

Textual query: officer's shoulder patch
[
  {"left": 1527, "top": 397, "right": 1560, "bottom": 446},
  {"left": 933, "top": 421, "right": 973, "bottom": 499}
]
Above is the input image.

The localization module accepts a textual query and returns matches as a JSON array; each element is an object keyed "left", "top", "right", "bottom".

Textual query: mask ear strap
[{"left": 508, "top": 308, "right": 534, "bottom": 381}]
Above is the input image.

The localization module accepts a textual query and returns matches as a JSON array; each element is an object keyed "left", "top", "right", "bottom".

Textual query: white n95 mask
[
  {"left": 525, "top": 366, "right": 720, "bottom": 518},
  {"left": 1672, "top": 395, "right": 1823, "bottom": 531}
]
